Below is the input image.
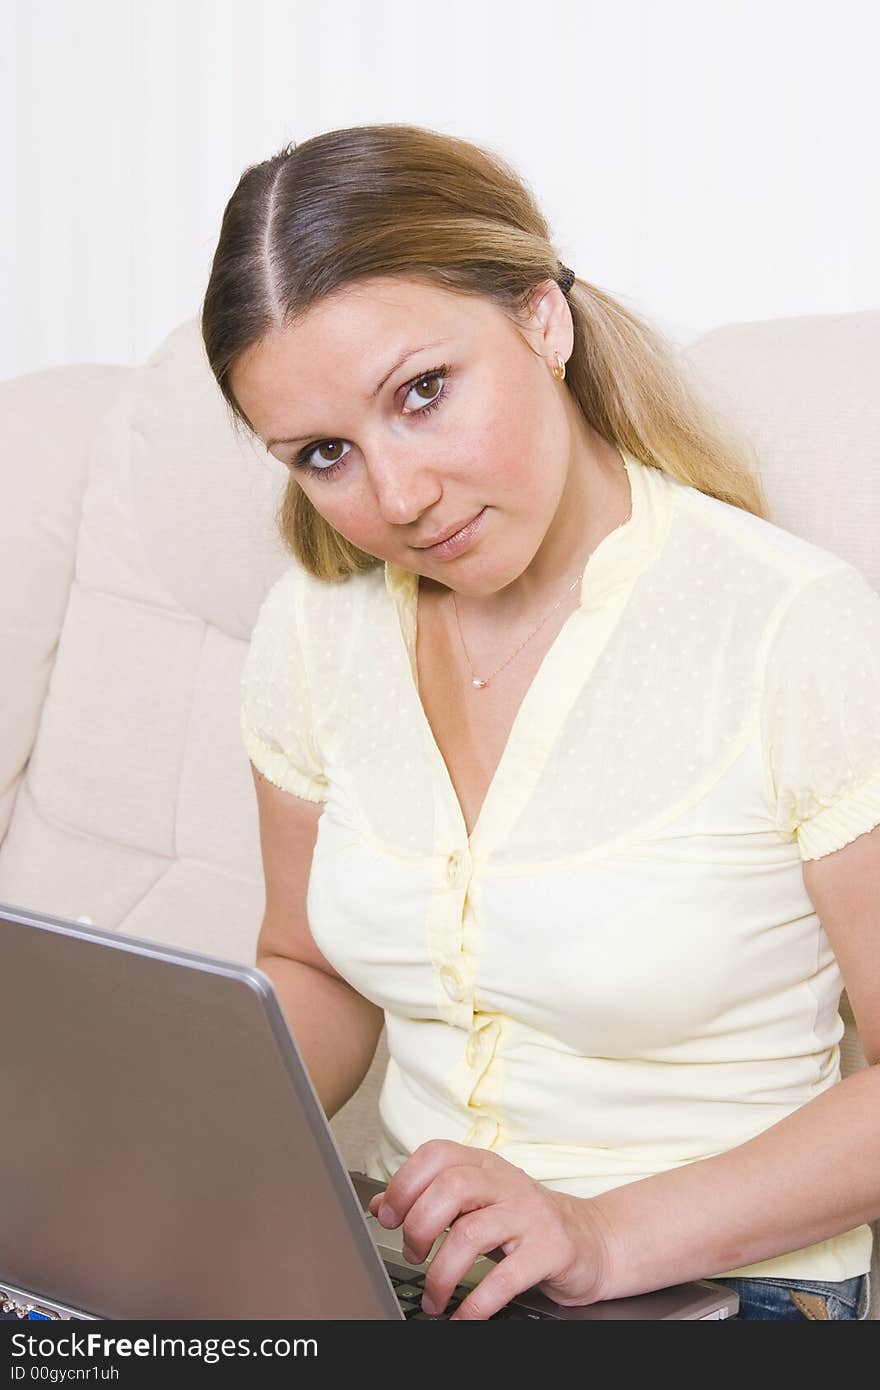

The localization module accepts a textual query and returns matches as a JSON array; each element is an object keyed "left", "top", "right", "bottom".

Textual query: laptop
[{"left": 0, "top": 902, "right": 738, "bottom": 1321}]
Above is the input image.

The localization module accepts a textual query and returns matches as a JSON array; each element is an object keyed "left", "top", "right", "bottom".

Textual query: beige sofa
[{"left": 1, "top": 308, "right": 878, "bottom": 1316}]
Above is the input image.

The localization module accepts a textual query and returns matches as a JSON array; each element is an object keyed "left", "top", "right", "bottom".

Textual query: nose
[{"left": 365, "top": 437, "right": 444, "bottom": 528}]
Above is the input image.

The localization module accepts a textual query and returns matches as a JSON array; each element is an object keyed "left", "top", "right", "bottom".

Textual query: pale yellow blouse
[{"left": 241, "top": 450, "right": 880, "bottom": 1282}]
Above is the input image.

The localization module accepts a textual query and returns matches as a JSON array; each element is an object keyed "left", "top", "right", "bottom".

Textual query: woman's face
[{"left": 229, "top": 275, "right": 579, "bottom": 599}]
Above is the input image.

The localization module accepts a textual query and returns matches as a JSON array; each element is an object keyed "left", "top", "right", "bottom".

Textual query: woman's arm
[{"left": 589, "top": 1059, "right": 880, "bottom": 1297}]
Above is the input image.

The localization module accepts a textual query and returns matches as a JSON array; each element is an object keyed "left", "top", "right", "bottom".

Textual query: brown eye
[
  {"left": 411, "top": 373, "right": 444, "bottom": 402},
  {"left": 313, "top": 441, "right": 345, "bottom": 463},
  {"left": 403, "top": 366, "right": 450, "bottom": 414}
]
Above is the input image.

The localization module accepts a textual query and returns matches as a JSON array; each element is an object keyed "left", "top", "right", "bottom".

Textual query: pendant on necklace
[{"left": 472, "top": 677, "right": 488, "bottom": 689}]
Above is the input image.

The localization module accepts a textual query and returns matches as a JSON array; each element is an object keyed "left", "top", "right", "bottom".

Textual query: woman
[{"left": 201, "top": 123, "right": 878, "bottom": 1321}]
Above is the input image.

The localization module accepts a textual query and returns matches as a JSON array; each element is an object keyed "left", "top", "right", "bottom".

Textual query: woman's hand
[{"left": 367, "top": 1140, "right": 616, "bottom": 1319}]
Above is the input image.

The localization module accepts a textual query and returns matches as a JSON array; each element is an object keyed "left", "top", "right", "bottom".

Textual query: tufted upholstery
[{"left": 1, "top": 309, "right": 878, "bottom": 1313}]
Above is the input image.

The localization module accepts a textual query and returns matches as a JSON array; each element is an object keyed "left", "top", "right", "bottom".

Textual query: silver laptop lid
[{"left": 0, "top": 902, "right": 402, "bottom": 1320}]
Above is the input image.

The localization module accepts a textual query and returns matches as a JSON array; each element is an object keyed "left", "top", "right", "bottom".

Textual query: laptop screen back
[{"left": 0, "top": 904, "right": 400, "bottom": 1319}]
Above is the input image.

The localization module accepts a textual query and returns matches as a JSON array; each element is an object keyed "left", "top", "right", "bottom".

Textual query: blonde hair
[{"left": 201, "top": 122, "right": 770, "bottom": 582}]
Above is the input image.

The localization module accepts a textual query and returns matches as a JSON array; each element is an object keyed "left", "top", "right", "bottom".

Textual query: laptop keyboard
[{"left": 386, "top": 1267, "right": 554, "bottom": 1319}]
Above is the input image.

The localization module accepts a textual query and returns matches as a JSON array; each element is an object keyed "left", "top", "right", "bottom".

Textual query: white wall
[{"left": 3, "top": 0, "right": 878, "bottom": 380}]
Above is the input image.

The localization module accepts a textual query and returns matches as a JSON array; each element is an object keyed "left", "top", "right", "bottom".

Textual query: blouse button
[
  {"left": 464, "top": 1115, "right": 499, "bottom": 1148},
  {"left": 466, "top": 1021, "right": 499, "bottom": 1068},
  {"left": 439, "top": 965, "right": 466, "bottom": 1002},
  {"left": 446, "top": 849, "right": 470, "bottom": 887}
]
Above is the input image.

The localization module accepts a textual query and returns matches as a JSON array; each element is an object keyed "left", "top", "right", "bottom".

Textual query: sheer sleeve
[
  {"left": 761, "top": 562, "right": 880, "bottom": 860},
  {"left": 239, "top": 567, "right": 328, "bottom": 804}
]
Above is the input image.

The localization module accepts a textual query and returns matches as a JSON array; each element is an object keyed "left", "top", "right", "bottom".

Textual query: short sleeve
[
  {"left": 239, "top": 567, "right": 328, "bottom": 804},
  {"left": 761, "top": 563, "right": 880, "bottom": 860}
]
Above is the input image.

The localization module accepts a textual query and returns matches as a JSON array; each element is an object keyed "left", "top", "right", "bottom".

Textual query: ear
[{"left": 518, "top": 277, "right": 575, "bottom": 366}]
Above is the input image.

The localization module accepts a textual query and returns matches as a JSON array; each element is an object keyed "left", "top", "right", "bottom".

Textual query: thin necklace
[
  {"left": 452, "top": 565, "right": 587, "bottom": 689},
  {"left": 451, "top": 460, "right": 633, "bottom": 689}
]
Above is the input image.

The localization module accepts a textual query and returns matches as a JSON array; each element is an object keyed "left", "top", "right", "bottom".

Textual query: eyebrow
[{"left": 265, "top": 338, "right": 453, "bottom": 450}]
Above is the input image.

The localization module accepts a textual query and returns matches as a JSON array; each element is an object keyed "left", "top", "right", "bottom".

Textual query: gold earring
[{"left": 551, "top": 351, "right": 566, "bottom": 381}]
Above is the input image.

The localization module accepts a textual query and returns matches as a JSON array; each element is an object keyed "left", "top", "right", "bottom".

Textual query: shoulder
[
  {"left": 671, "top": 477, "right": 853, "bottom": 588},
  {"left": 295, "top": 561, "right": 388, "bottom": 632},
  {"left": 250, "top": 563, "right": 306, "bottom": 637},
  {"left": 279, "top": 564, "right": 394, "bottom": 705},
  {"left": 255, "top": 560, "right": 386, "bottom": 631}
]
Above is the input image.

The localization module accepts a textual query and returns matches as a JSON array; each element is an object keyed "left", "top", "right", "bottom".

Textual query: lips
[{"left": 416, "top": 513, "right": 482, "bottom": 548}]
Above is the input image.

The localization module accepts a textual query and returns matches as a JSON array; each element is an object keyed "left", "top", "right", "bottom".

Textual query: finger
[
  {"left": 419, "top": 1203, "right": 529, "bottom": 1317},
  {"left": 377, "top": 1139, "right": 493, "bottom": 1228},
  {"left": 450, "top": 1250, "right": 547, "bottom": 1321},
  {"left": 399, "top": 1164, "right": 509, "bottom": 1267},
  {"left": 367, "top": 1191, "right": 386, "bottom": 1217}
]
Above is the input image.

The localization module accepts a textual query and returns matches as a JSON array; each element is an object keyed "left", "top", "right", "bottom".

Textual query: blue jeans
[{"left": 711, "top": 1271, "right": 871, "bottom": 1320}]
